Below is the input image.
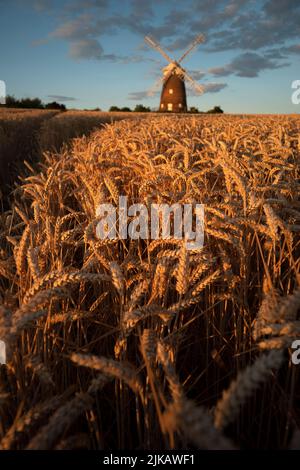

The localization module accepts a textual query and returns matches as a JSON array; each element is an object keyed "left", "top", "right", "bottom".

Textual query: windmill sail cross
[{"left": 144, "top": 34, "right": 205, "bottom": 112}]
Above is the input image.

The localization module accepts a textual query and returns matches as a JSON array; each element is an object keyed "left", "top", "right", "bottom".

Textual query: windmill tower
[{"left": 145, "top": 34, "right": 205, "bottom": 112}]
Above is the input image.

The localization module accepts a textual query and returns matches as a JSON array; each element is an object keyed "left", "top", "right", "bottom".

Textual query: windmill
[{"left": 144, "top": 34, "right": 205, "bottom": 113}]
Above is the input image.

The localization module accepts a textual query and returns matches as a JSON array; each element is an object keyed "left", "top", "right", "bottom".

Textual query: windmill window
[
  {"left": 169, "top": 88, "right": 173, "bottom": 94},
  {"left": 179, "top": 103, "right": 182, "bottom": 108},
  {"left": 161, "top": 103, "right": 164, "bottom": 108},
  {"left": 167, "top": 103, "right": 173, "bottom": 111}
]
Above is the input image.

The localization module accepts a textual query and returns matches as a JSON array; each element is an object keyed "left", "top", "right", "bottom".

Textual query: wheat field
[{"left": 0, "top": 114, "right": 300, "bottom": 450}]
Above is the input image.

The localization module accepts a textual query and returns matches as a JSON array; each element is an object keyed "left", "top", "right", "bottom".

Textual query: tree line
[
  {"left": 110, "top": 104, "right": 224, "bottom": 113},
  {"left": 1, "top": 96, "right": 224, "bottom": 114},
  {"left": 1, "top": 95, "right": 67, "bottom": 110}
]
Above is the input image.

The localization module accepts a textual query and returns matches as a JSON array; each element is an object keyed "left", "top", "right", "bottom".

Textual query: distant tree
[
  {"left": 45, "top": 101, "right": 66, "bottom": 111},
  {"left": 121, "top": 106, "right": 132, "bottom": 112},
  {"left": 109, "top": 106, "right": 120, "bottom": 112},
  {"left": 20, "top": 97, "right": 44, "bottom": 109},
  {"left": 4, "top": 95, "right": 18, "bottom": 107},
  {"left": 189, "top": 106, "right": 199, "bottom": 113},
  {"left": 4, "top": 95, "right": 44, "bottom": 109},
  {"left": 134, "top": 104, "right": 151, "bottom": 112},
  {"left": 207, "top": 105, "right": 224, "bottom": 114}
]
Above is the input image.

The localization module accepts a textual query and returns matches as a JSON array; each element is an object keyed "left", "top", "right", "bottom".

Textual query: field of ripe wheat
[{"left": 0, "top": 114, "right": 300, "bottom": 450}]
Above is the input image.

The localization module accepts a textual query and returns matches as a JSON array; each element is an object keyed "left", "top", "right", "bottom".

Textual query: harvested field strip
[{"left": 0, "top": 110, "right": 148, "bottom": 205}]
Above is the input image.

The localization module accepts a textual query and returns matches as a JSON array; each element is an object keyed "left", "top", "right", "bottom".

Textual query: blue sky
[{"left": 0, "top": 0, "right": 299, "bottom": 113}]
